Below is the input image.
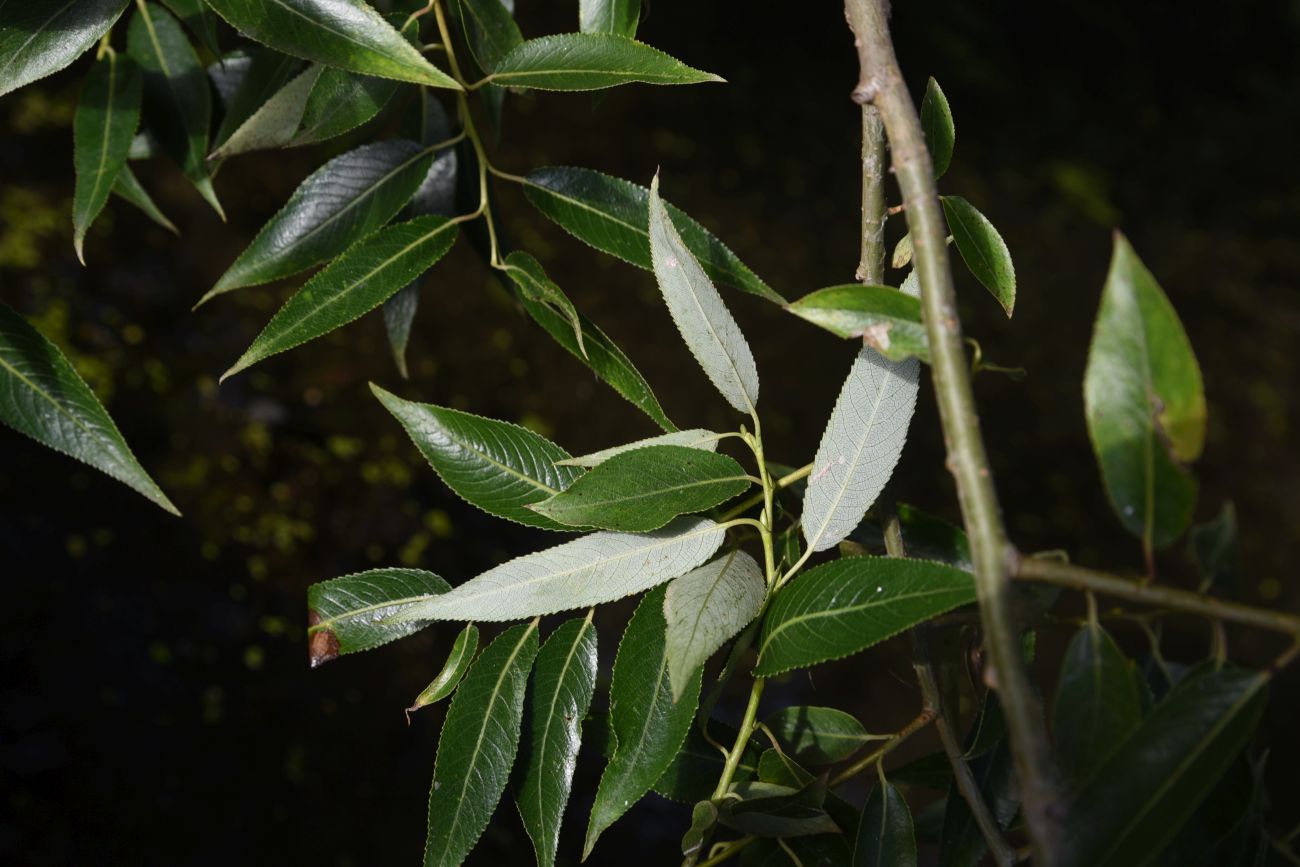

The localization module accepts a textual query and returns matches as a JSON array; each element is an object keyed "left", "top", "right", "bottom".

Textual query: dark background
[{"left": 2, "top": 1, "right": 1299, "bottom": 864}]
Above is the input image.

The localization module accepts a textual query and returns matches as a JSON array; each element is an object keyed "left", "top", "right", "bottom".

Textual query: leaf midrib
[
  {"left": 308, "top": 592, "right": 434, "bottom": 632},
  {"left": 528, "top": 621, "right": 592, "bottom": 847},
  {"left": 2, "top": 0, "right": 80, "bottom": 78},
  {"left": 84, "top": 54, "right": 120, "bottom": 225},
  {"left": 760, "top": 585, "right": 965, "bottom": 657},
  {"left": 545, "top": 470, "right": 748, "bottom": 516},
  {"left": 0, "top": 346, "right": 116, "bottom": 459}
]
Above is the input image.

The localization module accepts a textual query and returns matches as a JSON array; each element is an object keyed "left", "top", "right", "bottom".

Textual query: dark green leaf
[
  {"left": 1189, "top": 502, "right": 1239, "bottom": 594},
  {"left": 204, "top": 0, "right": 460, "bottom": 89},
  {"left": 756, "top": 748, "right": 815, "bottom": 788},
  {"left": 406, "top": 623, "right": 479, "bottom": 717},
  {"left": 1084, "top": 233, "right": 1205, "bottom": 550},
  {"left": 854, "top": 781, "right": 917, "bottom": 867},
  {"left": 489, "top": 33, "right": 721, "bottom": 91},
  {"left": 664, "top": 550, "right": 765, "bottom": 700},
  {"left": 112, "top": 163, "right": 179, "bottom": 233},
  {"left": 381, "top": 284, "right": 419, "bottom": 379},
  {"left": 895, "top": 503, "right": 971, "bottom": 570},
  {"left": 654, "top": 719, "right": 761, "bottom": 803},
  {"left": 742, "top": 835, "right": 853, "bottom": 867},
  {"left": 786, "top": 284, "right": 928, "bottom": 363},
  {"left": 920, "top": 77, "right": 954, "bottom": 180},
  {"left": 530, "top": 444, "right": 751, "bottom": 532},
  {"left": 719, "top": 779, "right": 840, "bottom": 838},
  {"left": 584, "top": 585, "right": 703, "bottom": 858},
  {"left": 500, "top": 251, "right": 586, "bottom": 359},
  {"left": 305, "top": 567, "right": 450, "bottom": 666},
  {"left": 523, "top": 165, "right": 781, "bottom": 302},
  {"left": 290, "top": 65, "right": 398, "bottom": 145},
  {"left": 515, "top": 615, "right": 598, "bottom": 867},
  {"left": 755, "top": 557, "right": 977, "bottom": 676},
  {"left": 888, "top": 752, "right": 953, "bottom": 791},
  {"left": 0, "top": 0, "right": 129, "bottom": 98},
  {"left": 454, "top": 0, "right": 521, "bottom": 73},
  {"left": 763, "top": 706, "right": 872, "bottom": 765},
  {"left": 1160, "top": 755, "right": 1268, "bottom": 867},
  {"left": 681, "top": 800, "right": 720, "bottom": 862},
  {"left": 211, "top": 45, "right": 302, "bottom": 148},
  {"left": 424, "top": 621, "right": 539, "bottom": 866},
  {"left": 941, "top": 196, "right": 1015, "bottom": 316},
  {"left": 558, "top": 429, "right": 719, "bottom": 468},
  {"left": 371, "top": 386, "right": 581, "bottom": 529},
  {"left": 938, "top": 738, "right": 1017, "bottom": 867},
  {"left": 1052, "top": 623, "right": 1143, "bottom": 785},
  {"left": 579, "top": 0, "right": 640, "bottom": 37},
  {"left": 159, "top": 0, "right": 220, "bottom": 56},
  {"left": 221, "top": 215, "right": 457, "bottom": 379},
  {"left": 73, "top": 52, "right": 143, "bottom": 263}
]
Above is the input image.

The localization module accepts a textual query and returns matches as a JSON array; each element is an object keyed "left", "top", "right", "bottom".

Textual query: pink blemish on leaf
[{"left": 666, "top": 256, "right": 679, "bottom": 268}]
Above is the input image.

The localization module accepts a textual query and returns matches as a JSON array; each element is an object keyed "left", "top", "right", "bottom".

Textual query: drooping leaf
[
  {"left": 1189, "top": 501, "right": 1239, "bottom": 594},
  {"left": 159, "top": 0, "right": 220, "bottom": 56},
  {"left": 73, "top": 51, "right": 143, "bottom": 263},
  {"left": 488, "top": 33, "right": 721, "bottom": 91},
  {"left": 650, "top": 173, "right": 760, "bottom": 414},
  {"left": 1059, "top": 666, "right": 1267, "bottom": 867},
  {"left": 763, "top": 706, "right": 872, "bottom": 765},
  {"left": 454, "top": 0, "right": 522, "bottom": 73},
  {"left": 654, "top": 719, "right": 761, "bottom": 802},
  {"left": 938, "top": 737, "right": 1018, "bottom": 867},
  {"left": 371, "top": 386, "right": 582, "bottom": 530},
  {"left": 1084, "top": 234, "right": 1206, "bottom": 551},
  {"left": 515, "top": 615, "right": 598, "bottom": 867},
  {"left": 128, "top": 2, "right": 222, "bottom": 215},
  {"left": 221, "top": 215, "right": 457, "bottom": 379},
  {"left": 718, "top": 779, "right": 840, "bottom": 838},
  {"left": 664, "top": 550, "right": 765, "bottom": 700},
  {"left": 920, "top": 77, "right": 954, "bottom": 180},
  {"left": 201, "top": 138, "right": 435, "bottom": 303},
  {"left": 0, "top": 301, "right": 178, "bottom": 514},
  {"left": 802, "top": 347, "right": 919, "bottom": 553},
  {"left": 0, "top": 0, "right": 129, "bottom": 98},
  {"left": 305, "top": 567, "right": 450, "bottom": 666},
  {"left": 941, "top": 196, "right": 1015, "bottom": 316},
  {"left": 291, "top": 65, "right": 398, "bottom": 145},
  {"left": 208, "top": 63, "right": 320, "bottom": 159},
  {"left": 584, "top": 585, "right": 703, "bottom": 858},
  {"left": 112, "top": 163, "right": 179, "bottom": 233},
  {"left": 530, "top": 445, "right": 751, "bottom": 532},
  {"left": 406, "top": 623, "right": 479, "bottom": 717},
  {"left": 757, "top": 748, "right": 816, "bottom": 788},
  {"left": 391, "top": 517, "right": 726, "bottom": 623},
  {"left": 557, "top": 429, "right": 719, "bottom": 467},
  {"left": 1052, "top": 623, "right": 1143, "bottom": 785},
  {"left": 579, "top": 0, "right": 640, "bottom": 37},
  {"left": 522, "top": 166, "right": 781, "bottom": 302},
  {"left": 786, "top": 284, "right": 928, "bottom": 363},
  {"left": 381, "top": 284, "right": 419, "bottom": 379},
  {"left": 755, "top": 557, "right": 976, "bottom": 676},
  {"left": 204, "top": 0, "right": 460, "bottom": 89},
  {"left": 211, "top": 45, "right": 301, "bottom": 148},
  {"left": 854, "top": 780, "right": 917, "bottom": 867},
  {"left": 424, "top": 621, "right": 539, "bottom": 867},
  {"left": 499, "top": 251, "right": 587, "bottom": 360}
]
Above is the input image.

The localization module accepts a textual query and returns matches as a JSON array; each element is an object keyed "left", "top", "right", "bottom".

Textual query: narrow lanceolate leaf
[
  {"left": 585, "top": 585, "right": 702, "bottom": 858},
  {"left": 515, "top": 615, "right": 598, "bottom": 867},
  {"left": 221, "top": 215, "right": 457, "bottom": 379},
  {"left": 523, "top": 166, "right": 781, "bottom": 302},
  {"left": 208, "top": 64, "right": 320, "bottom": 160},
  {"left": 393, "top": 517, "right": 726, "bottom": 624},
  {"left": 755, "top": 557, "right": 976, "bottom": 676},
  {"left": 500, "top": 251, "right": 586, "bottom": 359},
  {"left": 382, "top": 284, "right": 419, "bottom": 379},
  {"left": 0, "top": 303, "right": 177, "bottom": 514},
  {"left": 1084, "top": 234, "right": 1205, "bottom": 551},
  {"left": 650, "top": 173, "right": 759, "bottom": 414},
  {"left": 579, "top": 0, "right": 640, "bottom": 37},
  {"left": 406, "top": 623, "right": 479, "bottom": 718},
  {"left": 202, "top": 139, "right": 435, "bottom": 303},
  {"left": 1052, "top": 623, "right": 1143, "bottom": 785},
  {"left": 802, "top": 347, "right": 919, "bottom": 553},
  {"left": 73, "top": 52, "right": 143, "bottom": 263},
  {"left": 530, "top": 445, "right": 751, "bottom": 532},
  {"left": 941, "top": 196, "right": 1015, "bottom": 316},
  {"left": 763, "top": 706, "right": 872, "bottom": 765},
  {"left": 212, "top": 46, "right": 302, "bottom": 149},
  {"left": 488, "top": 34, "right": 721, "bottom": 91},
  {"left": 112, "top": 164, "right": 179, "bottom": 233},
  {"left": 424, "top": 621, "right": 539, "bottom": 867},
  {"left": 940, "top": 737, "right": 1018, "bottom": 867},
  {"left": 291, "top": 66, "right": 398, "bottom": 146},
  {"left": 558, "top": 429, "right": 719, "bottom": 468},
  {"left": 159, "top": 0, "right": 220, "bottom": 55},
  {"left": 787, "top": 284, "right": 928, "bottom": 363},
  {"left": 1060, "top": 666, "right": 1268, "bottom": 867},
  {"left": 455, "top": 0, "right": 522, "bottom": 73},
  {"left": 371, "top": 386, "right": 582, "bottom": 530},
  {"left": 717, "top": 779, "right": 840, "bottom": 838},
  {"left": 663, "top": 550, "right": 764, "bottom": 700},
  {"left": 129, "top": 3, "right": 222, "bottom": 215},
  {"left": 0, "top": 0, "right": 128, "bottom": 98},
  {"left": 204, "top": 0, "right": 461, "bottom": 89},
  {"left": 920, "top": 77, "right": 954, "bottom": 180},
  {"left": 305, "top": 567, "right": 450, "bottom": 667},
  {"left": 854, "top": 781, "right": 918, "bottom": 867}
]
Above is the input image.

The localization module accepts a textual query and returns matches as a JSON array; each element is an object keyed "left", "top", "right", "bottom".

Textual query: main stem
[{"left": 843, "top": 1, "right": 1062, "bottom": 861}]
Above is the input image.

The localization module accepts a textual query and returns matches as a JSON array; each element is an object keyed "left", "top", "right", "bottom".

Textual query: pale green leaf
[
  {"left": 557, "top": 428, "right": 719, "bottom": 467},
  {"left": 787, "top": 284, "right": 929, "bottom": 363},
  {"left": 211, "top": 46, "right": 302, "bottom": 149},
  {"left": 208, "top": 63, "right": 320, "bottom": 160},
  {"left": 664, "top": 550, "right": 764, "bottom": 700}
]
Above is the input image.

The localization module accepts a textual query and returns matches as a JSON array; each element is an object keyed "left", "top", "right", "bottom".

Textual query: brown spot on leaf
[
  {"left": 862, "top": 322, "right": 893, "bottom": 353},
  {"left": 307, "top": 609, "right": 340, "bottom": 668}
]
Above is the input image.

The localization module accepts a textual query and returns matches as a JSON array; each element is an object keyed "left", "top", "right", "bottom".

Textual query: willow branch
[
  {"left": 857, "top": 105, "right": 888, "bottom": 284},
  {"left": 842, "top": 1, "right": 1062, "bottom": 861},
  {"left": 828, "top": 707, "right": 934, "bottom": 788}
]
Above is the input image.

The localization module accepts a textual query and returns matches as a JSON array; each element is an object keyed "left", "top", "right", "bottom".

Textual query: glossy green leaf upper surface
[
  {"left": 0, "top": 0, "right": 129, "bottom": 98},
  {"left": 407, "top": 623, "right": 479, "bottom": 716},
  {"left": 920, "top": 77, "right": 954, "bottom": 180},
  {"left": 222, "top": 215, "right": 457, "bottom": 379},
  {"left": 515, "top": 616, "right": 598, "bottom": 867},
  {"left": 787, "top": 284, "right": 928, "bottom": 363},
  {"left": 764, "top": 705, "right": 872, "bottom": 765},
  {"left": 305, "top": 567, "right": 450, "bottom": 666},
  {"left": 1084, "top": 234, "right": 1206, "bottom": 550},
  {"left": 663, "top": 550, "right": 764, "bottom": 700},
  {"left": 0, "top": 302, "right": 178, "bottom": 515},
  {"left": 756, "top": 557, "right": 976, "bottom": 676},
  {"left": 392, "top": 517, "right": 726, "bottom": 623},
  {"left": 855, "top": 780, "right": 918, "bottom": 867},
  {"left": 1052, "top": 623, "right": 1143, "bottom": 785},
  {"left": 557, "top": 429, "right": 718, "bottom": 467},
  {"left": 292, "top": 66, "right": 397, "bottom": 145},
  {"left": 204, "top": 138, "right": 435, "bottom": 301},
  {"left": 585, "top": 585, "right": 702, "bottom": 858},
  {"left": 204, "top": 0, "right": 460, "bottom": 89},
  {"left": 489, "top": 33, "right": 721, "bottom": 91},
  {"left": 579, "top": 0, "right": 640, "bottom": 37},
  {"left": 941, "top": 196, "right": 1015, "bottom": 316},
  {"left": 454, "top": 0, "right": 522, "bottom": 73},
  {"left": 522, "top": 166, "right": 781, "bottom": 302},
  {"left": 531, "top": 445, "right": 750, "bottom": 532},
  {"left": 424, "top": 621, "right": 539, "bottom": 867},
  {"left": 73, "top": 52, "right": 143, "bottom": 262},
  {"left": 373, "top": 386, "right": 582, "bottom": 530}
]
